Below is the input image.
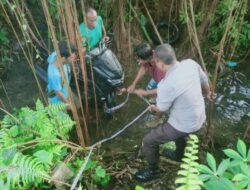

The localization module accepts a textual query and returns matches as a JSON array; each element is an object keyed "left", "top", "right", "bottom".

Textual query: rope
[
  {"left": 70, "top": 95, "right": 150, "bottom": 190},
  {"left": 104, "top": 93, "right": 130, "bottom": 113}
]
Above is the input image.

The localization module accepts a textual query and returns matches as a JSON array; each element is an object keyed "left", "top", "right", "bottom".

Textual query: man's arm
[
  {"left": 127, "top": 66, "right": 146, "bottom": 93},
  {"left": 197, "top": 64, "right": 211, "bottom": 100},
  {"left": 133, "top": 88, "right": 157, "bottom": 97},
  {"left": 55, "top": 91, "right": 68, "bottom": 104},
  {"left": 102, "top": 23, "right": 107, "bottom": 38}
]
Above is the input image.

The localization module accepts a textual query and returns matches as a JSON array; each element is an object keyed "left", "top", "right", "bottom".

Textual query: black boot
[
  {"left": 163, "top": 149, "right": 183, "bottom": 162},
  {"left": 135, "top": 165, "right": 160, "bottom": 181}
]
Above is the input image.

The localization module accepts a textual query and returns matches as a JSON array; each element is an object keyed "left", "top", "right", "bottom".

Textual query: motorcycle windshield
[{"left": 91, "top": 49, "right": 123, "bottom": 81}]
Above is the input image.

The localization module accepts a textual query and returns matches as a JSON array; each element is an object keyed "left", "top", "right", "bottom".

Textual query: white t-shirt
[{"left": 156, "top": 59, "right": 208, "bottom": 133}]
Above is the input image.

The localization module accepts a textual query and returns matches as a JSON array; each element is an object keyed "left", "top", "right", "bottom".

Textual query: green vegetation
[
  {"left": 175, "top": 135, "right": 203, "bottom": 190},
  {"left": 0, "top": 100, "right": 110, "bottom": 189},
  {"left": 198, "top": 139, "right": 250, "bottom": 190},
  {"left": 175, "top": 136, "right": 250, "bottom": 190},
  {"left": 208, "top": 0, "right": 250, "bottom": 59}
]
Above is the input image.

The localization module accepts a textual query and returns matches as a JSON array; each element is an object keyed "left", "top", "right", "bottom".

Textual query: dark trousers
[{"left": 142, "top": 122, "right": 188, "bottom": 165}]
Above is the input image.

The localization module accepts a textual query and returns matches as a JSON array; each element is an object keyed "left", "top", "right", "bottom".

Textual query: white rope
[{"left": 70, "top": 100, "right": 149, "bottom": 190}]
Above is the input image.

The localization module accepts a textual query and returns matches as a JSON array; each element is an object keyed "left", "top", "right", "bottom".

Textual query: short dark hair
[
  {"left": 155, "top": 43, "right": 176, "bottom": 65},
  {"left": 134, "top": 43, "right": 153, "bottom": 60},
  {"left": 58, "top": 41, "right": 77, "bottom": 58}
]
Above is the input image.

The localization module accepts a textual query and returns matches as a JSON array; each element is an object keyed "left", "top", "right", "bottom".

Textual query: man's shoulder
[
  {"left": 180, "top": 58, "right": 197, "bottom": 65},
  {"left": 79, "top": 22, "right": 86, "bottom": 33},
  {"left": 47, "top": 51, "right": 56, "bottom": 64},
  {"left": 97, "top": 16, "right": 103, "bottom": 22},
  {"left": 180, "top": 59, "right": 200, "bottom": 70}
]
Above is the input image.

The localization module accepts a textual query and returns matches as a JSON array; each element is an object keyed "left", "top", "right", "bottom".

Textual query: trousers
[{"left": 142, "top": 122, "right": 188, "bottom": 165}]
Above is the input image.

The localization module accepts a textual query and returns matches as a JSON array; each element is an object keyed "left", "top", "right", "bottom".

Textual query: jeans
[{"left": 146, "top": 78, "right": 158, "bottom": 90}]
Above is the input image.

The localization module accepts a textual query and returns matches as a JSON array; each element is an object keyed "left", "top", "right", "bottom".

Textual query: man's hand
[
  {"left": 103, "top": 36, "right": 110, "bottom": 43},
  {"left": 148, "top": 105, "right": 160, "bottom": 112},
  {"left": 205, "top": 91, "right": 214, "bottom": 101},
  {"left": 134, "top": 89, "right": 147, "bottom": 96},
  {"left": 127, "top": 84, "right": 135, "bottom": 93}
]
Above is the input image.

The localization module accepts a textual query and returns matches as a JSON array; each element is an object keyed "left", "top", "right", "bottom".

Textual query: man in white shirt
[{"left": 135, "top": 44, "right": 210, "bottom": 181}]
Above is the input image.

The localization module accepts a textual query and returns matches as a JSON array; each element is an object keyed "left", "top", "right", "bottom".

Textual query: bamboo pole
[
  {"left": 141, "top": 0, "right": 163, "bottom": 44},
  {"left": 71, "top": 0, "right": 91, "bottom": 144},
  {"left": 41, "top": 0, "right": 85, "bottom": 147},
  {"left": 243, "top": 122, "right": 250, "bottom": 140},
  {"left": 80, "top": 0, "right": 100, "bottom": 133},
  {"left": 206, "top": 5, "right": 235, "bottom": 147},
  {"left": 64, "top": 0, "right": 76, "bottom": 44},
  {"left": 0, "top": 1, "right": 47, "bottom": 104},
  {"left": 55, "top": 0, "right": 90, "bottom": 144}
]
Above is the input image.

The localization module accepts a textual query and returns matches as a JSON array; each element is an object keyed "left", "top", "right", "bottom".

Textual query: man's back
[{"left": 157, "top": 59, "right": 206, "bottom": 133}]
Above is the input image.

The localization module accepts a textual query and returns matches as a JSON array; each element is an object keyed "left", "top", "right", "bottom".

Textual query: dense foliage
[
  {"left": 0, "top": 100, "right": 110, "bottom": 189},
  {"left": 175, "top": 135, "right": 250, "bottom": 190}
]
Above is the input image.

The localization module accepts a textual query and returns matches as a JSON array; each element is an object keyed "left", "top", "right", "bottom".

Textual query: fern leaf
[
  {"left": 5, "top": 153, "right": 50, "bottom": 189},
  {"left": 35, "top": 99, "right": 45, "bottom": 111},
  {"left": 48, "top": 103, "right": 67, "bottom": 117},
  {"left": 175, "top": 134, "right": 203, "bottom": 190}
]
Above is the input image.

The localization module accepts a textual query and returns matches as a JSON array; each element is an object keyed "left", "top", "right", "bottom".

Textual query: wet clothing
[
  {"left": 143, "top": 59, "right": 208, "bottom": 165},
  {"left": 47, "top": 52, "right": 70, "bottom": 103},
  {"left": 143, "top": 122, "right": 187, "bottom": 165},
  {"left": 156, "top": 59, "right": 207, "bottom": 133},
  {"left": 79, "top": 16, "right": 103, "bottom": 50},
  {"left": 144, "top": 61, "right": 165, "bottom": 83}
]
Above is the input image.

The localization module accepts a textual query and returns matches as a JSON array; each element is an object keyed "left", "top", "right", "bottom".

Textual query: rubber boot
[{"left": 134, "top": 164, "right": 160, "bottom": 181}]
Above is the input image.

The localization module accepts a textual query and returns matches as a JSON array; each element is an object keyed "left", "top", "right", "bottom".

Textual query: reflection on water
[{"left": 215, "top": 71, "right": 250, "bottom": 122}]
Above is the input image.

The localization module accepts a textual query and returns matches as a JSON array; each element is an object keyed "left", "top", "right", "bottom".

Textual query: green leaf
[
  {"left": 217, "top": 159, "right": 230, "bottom": 176},
  {"left": 34, "top": 150, "right": 53, "bottom": 165},
  {"left": 207, "top": 153, "right": 217, "bottom": 172},
  {"left": 135, "top": 185, "right": 145, "bottom": 190},
  {"left": 2, "top": 148, "right": 16, "bottom": 166},
  {"left": 240, "top": 163, "right": 250, "bottom": 176},
  {"left": 84, "top": 160, "right": 97, "bottom": 171},
  {"left": 224, "top": 149, "right": 243, "bottom": 160},
  {"left": 35, "top": 99, "right": 44, "bottom": 111},
  {"left": 232, "top": 173, "right": 247, "bottom": 182},
  {"left": 9, "top": 125, "right": 19, "bottom": 137},
  {"left": 199, "top": 174, "right": 212, "bottom": 181},
  {"left": 197, "top": 164, "right": 214, "bottom": 174},
  {"left": 95, "top": 166, "right": 106, "bottom": 178},
  {"left": 237, "top": 139, "right": 247, "bottom": 158},
  {"left": 0, "top": 179, "right": 9, "bottom": 190}
]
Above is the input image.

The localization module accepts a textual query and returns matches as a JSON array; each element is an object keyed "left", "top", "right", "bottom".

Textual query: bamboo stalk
[
  {"left": 41, "top": 0, "right": 85, "bottom": 147},
  {"left": 243, "top": 122, "right": 250, "bottom": 140},
  {"left": 0, "top": 1, "right": 47, "bottom": 104},
  {"left": 206, "top": 5, "right": 235, "bottom": 147},
  {"left": 141, "top": 0, "right": 163, "bottom": 44},
  {"left": 64, "top": 0, "right": 76, "bottom": 44},
  {"left": 80, "top": 0, "right": 100, "bottom": 134},
  {"left": 71, "top": 0, "right": 91, "bottom": 144}
]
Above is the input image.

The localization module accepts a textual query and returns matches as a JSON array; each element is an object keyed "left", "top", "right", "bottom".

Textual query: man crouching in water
[{"left": 135, "top": 43, "right": 210, "bottom": 181}]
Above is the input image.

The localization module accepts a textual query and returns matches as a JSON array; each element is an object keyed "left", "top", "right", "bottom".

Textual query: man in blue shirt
[
  {"left": 79, "top": 8, "right": 109, "bottom": 50},
  {"left": 47, "top": 42, "right": 77, "bottom": 107}
]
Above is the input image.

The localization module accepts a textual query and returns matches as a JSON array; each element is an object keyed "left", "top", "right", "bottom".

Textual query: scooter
[{"left": 35, "top": 36, "right": 124, "bottom": 110}]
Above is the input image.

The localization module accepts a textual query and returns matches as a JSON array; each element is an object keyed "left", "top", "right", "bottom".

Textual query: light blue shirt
[{"left": 47, "top": 52, "right": 70, "bottom": 103}]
